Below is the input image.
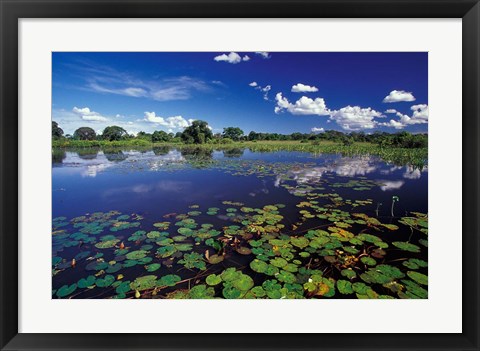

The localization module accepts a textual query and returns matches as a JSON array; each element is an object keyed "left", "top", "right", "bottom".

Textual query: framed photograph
[{"left": 1, "top": 0, "right": 478, "bottom": 350}]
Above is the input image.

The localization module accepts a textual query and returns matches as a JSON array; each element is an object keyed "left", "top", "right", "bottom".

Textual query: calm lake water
[{"left": 52, "top": 147, "right": 428, "bottom": 299}]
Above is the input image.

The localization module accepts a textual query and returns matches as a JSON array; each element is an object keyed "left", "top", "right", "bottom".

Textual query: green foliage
[
  {"left": 152, "top": 130, "right": 173, "bottom": 143},
  {"left": 181, "top": 120, "right": 213, "bottom": 144},
  {"left": 222, "top": 127, "right": 244, "bottom": 141},
  {"left": 52, "top": 121, "right": 64, "bottom": 139},
  {"left": 73, "top": 127, "right": 96, "bottom": 140},
  {"left": 102, "top": 126, "right": 128, "bottom": 141}
]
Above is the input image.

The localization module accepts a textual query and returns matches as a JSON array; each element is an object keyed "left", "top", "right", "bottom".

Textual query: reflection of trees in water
[
  {"left": 52, "top": 149, "right": 66, "bottom": 164},
  {"left": 223, "top": 148, "right": 245, "bottom": 158},
  {"left": 103, "top": 149, "right": 128, "bottom": 162},
  {"left": 180, "top": 147, "right": 214, "bottom": 168},
  {"left": 180, "top": 147, "right": 213, "bottom": 160},
  {"left": 153, "top": 145, "right": 172, "bottom": 156},
  {"left": 75, "top": 148, "right": 99, "bottom": 160}
]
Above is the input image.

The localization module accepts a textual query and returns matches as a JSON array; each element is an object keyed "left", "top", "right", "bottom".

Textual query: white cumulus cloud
[
  {"left": 255, "top": 52, "right": 271, "bottom": 59},
  {"left": 380, "top": 104, "right": 429, "bottom": 129},
  {"left": 385, "top": 109, "right": 397, "bottom": 114},
  {"left": 291, "top": 83, "right": 319, "bottom": 93},
  {"left": 214, "top": 52, "right": 250, "bottom": 64},
  {"left": 311, "top": 127, "right": 325, "bottom": 133},
  {"left": 250, "top": 82, "right": 272, "bottom": 100},
  {"left": 72, "top": 107, "right": 110, "bottom": 122},
  {"left": 329, "top": 106, "right": 384, "bottom": 131},
  {"left": 383, "top": 90, "right": 416, "bottom": 103},
  {"left": 143, "top": 112, "right": 193, "bottom": 130},
  {"left": 274, "top": 93, "right": 330, "bottom": 116}
]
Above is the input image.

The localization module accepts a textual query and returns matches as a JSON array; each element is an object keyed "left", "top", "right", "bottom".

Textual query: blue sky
[{"left": 52, "top": 52, "right": 428, "bottom": 135}]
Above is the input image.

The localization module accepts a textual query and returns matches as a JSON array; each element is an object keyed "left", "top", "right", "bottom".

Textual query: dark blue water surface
[{"left": 53, "top": 148, "right": 427, "bottom": 220}]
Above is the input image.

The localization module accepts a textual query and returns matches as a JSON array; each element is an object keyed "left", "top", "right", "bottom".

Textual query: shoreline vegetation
[{"left": 52, "top": 120, "right": 428, "bottom": 167}]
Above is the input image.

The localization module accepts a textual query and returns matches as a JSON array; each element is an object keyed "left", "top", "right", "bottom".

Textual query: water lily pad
[
  {"left": 56, "top": 284, "right": 77, "bottom": 298},
  {"left": 189, "top": 285, "right": 215, "bottom": 299},
  {"left": 123, "top": 259, "right": 139, "bottom": 267},
  {"left": 337, "top": 280, "right": 354, "bottom": 294},
  {"left": 145, "top": 263, "right": 161, "bottom": 272},
  {"left": 156, "top": 246, "right": 176, "bottom": 258},
  {"left": 315, "top": 278, "right": 335, "bottom": 297},
  {"left": 250, "top": 286, "right": 266, "bottom": 298},
  {"left": 236, "top": 247, "right": 252, "bottom": 255},
  {"left": 85, "top": 261, "right": 108, "bottom": 271},
  {"left": 95, "top": 239, "right": 120, "bottom": 249},
  {"left": 276, "top": 270, "right": 296, "bottom": 284},
  {"left": 126, "top": 250, "right": 148, "bottom": 260},
  {"left": 206, "top": 274, "right": 222, "bottom": 286},
  {"left": 157, "top": 274, "right": 181, "bottom": 287},
  {"left": 233, "top": 274, "right": 254, "bottom": 291},
  {"left": 222, "top": 285, "right": 242, "bottom": 299},
  {"left": 207, "top": 254, "right": 224, "bottom": 264},
  {"left": 178, "top": 252, "right": 206, "bottom": 270},
  {"left": 177, "top": 227, "right": 194, "bottom": 236},
  {"left": 407, "top": 271, "right": 428, "bottom": 285},
  {"left": 96, "top": 275, "right": 115, "bottom": 288},
  {"left": 360, "top": 257, "right": 377, "bottom": 266},
  {"left": 270, "top": 257, "right": 288, "bottom": 268},
  {"left": 392, "top": 241, "right": 421, "bottom": 253},
  {"left": 341, "top": 269, "right": 357, "bottom": 279},
  {"left": 106, "top": 263, "right": 123, "bottom": 273},
  {"left": 220, "top": 268, "right": 240, "bottom": 282},
  {"left": 147, "top": 231, "right": 163, "bottom": 239},
  {"left": 400, "top": 279, "right": 428, "bottom": 298},
  {"left": 153, "top": 222, "right": 170, "bottom": 230},
  {"left": 115, "top": 281, "right": 131, "bottom": 294},
  {"left": 130, "top": 275, "right": 158, "bottom": 291},
  {"left": 360, "top": 264, "right": 405, "bottom": 285},
  {"left": 290, "top": 236, "right": 309, "bottom": 249},
  {"left": 403, "top": 258, "right": 428, "bottom": 270},
  {"left": 352, "top": 282, "right": 369, "bottom": 294},
  {"left": 77, "top": 275, "right": 96, "bottom": 288}
]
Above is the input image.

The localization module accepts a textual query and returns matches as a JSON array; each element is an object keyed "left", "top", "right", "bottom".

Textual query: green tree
[
  {"left": 181, "top": 120, "right": 213, "bottom": 144},
  {"left": 248, "top": 131, "right": 259, "bottom": 141},
  {"left": 102, "top": 126, "right": 128, "bottom": 141},
  {"left": 152, "top": 130, "right": 172, "bottom": 143},
  {"left": 222, "top": 127, "right": 244, "bottom": 141},
  {"left": 136, "top": 131, "right": 152, "bottom": 141},
  {"left": 52, "top": 121, "right": 64, "bottom": 139},
  {"left": 73, "top": 127, "right": 96, "bottom": 140}
]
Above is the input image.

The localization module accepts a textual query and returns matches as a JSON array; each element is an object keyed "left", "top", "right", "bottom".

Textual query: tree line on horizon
[{"left": 52, "top": 120, "right": 427, "bottom": 149}]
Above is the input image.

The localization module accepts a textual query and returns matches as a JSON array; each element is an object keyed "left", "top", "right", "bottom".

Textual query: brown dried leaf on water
[
  {"left": 324, "top": 256, "right": 337, "bottom": 263},
  {"left": 236, "top": 247, "right": 252, "bottom": 255},
  {"left": 371, "top": 248, "right": 386, "bottom": 259}
]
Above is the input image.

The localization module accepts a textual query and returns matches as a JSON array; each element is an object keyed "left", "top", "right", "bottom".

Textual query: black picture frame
[{"left": 1, "top": 0, "right": 478, "bottom": 350}]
